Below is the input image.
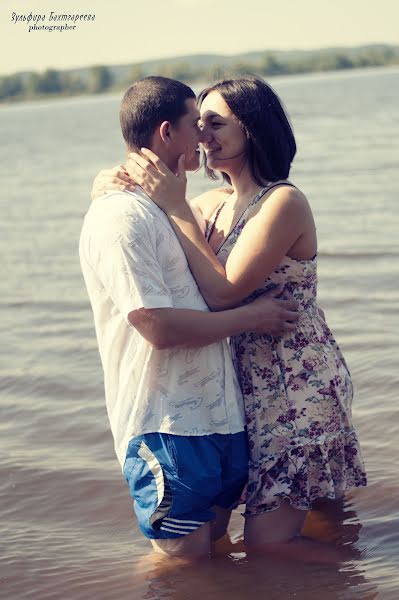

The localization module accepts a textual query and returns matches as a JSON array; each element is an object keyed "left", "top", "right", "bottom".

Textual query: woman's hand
[
  {"left": 126, "top": 148, "right": 187, "bottom": 214},
  {"left": 91, "top": 165, "right": 135, "bottom": 201}
]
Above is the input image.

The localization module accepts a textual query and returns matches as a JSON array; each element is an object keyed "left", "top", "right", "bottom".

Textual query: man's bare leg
[
  {"left": 210, "top": 506, "right": 232, "bottom": 542},
  {"left": 150, "top": 521, "right": 211, "bottom": 558},
  {"left": 210, "top": 506, "right": 238, "bottom": 555},
  {"left": 134, "top": 526, "right": 211, "bottom": 583}
]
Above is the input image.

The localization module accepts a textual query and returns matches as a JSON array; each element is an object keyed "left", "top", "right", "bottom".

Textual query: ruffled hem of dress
[{"left": 243, "top": 427, "right": 367, "bottom": 516}]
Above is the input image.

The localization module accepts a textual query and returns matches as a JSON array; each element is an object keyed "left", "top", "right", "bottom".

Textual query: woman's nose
[{"left": 199, "top": 125, "right": 212, "bottom": 143}]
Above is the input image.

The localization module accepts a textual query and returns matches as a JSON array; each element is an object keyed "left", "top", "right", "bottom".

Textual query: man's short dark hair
[{"left": 120, "top": 76, "right": 196, "bottom": 150}]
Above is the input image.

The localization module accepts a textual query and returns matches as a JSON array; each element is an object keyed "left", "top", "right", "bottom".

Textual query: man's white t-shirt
[{"left": 79, "top": 189, "right": 244, "bottom": 467}]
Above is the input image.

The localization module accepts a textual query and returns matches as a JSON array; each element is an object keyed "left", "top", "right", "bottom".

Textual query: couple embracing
[{"left": 80, "top": 75, "right": 366, "bottom": 561}]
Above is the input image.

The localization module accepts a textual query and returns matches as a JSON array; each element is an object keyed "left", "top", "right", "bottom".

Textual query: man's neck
[{"left": 149, "top": 143, "right": 178, "bottom": 174}]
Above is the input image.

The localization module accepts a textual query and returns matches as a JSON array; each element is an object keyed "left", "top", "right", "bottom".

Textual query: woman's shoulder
[
  {"left": 265, "top": 180, "right": 305, "bottom": 199},
  {"left": 257, "top": 181, "right": 310, "bottom": 213},
  {"left": 190, "top": 187, "right": 233, "bottom": 221}
]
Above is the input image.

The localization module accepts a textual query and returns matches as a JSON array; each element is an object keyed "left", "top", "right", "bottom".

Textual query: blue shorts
[{"left": 123, "top": 431, "right": 248, "bottom": 539}]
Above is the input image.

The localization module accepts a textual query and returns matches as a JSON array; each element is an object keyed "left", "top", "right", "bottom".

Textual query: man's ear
[{"left": 159, "top": 121, "right": 173, "bottom": 145}]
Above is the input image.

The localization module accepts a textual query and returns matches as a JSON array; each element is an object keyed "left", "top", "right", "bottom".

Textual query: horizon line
[{"left": 2, "top": 40, "right": 398, "bottom": 77}]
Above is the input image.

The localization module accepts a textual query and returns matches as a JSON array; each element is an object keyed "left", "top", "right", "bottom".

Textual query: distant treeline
[
  {"left": 1, "top": 46, "right": 398, "bottom": 103},
  {"left": 0, "top": 65, "right": 113, "bottom": 102}
]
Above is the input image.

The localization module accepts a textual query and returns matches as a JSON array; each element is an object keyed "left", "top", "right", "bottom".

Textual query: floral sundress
[{"left": 206, "top": 185, "right": 367, "bottom": 515}]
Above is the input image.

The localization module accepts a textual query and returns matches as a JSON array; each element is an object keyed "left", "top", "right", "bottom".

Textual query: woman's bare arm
[
  {"left": 167, "top": 188, "right": 313, "bottom": 309},
  {"left": 126, "top": 149, "right": 315, "bottom": 310}
]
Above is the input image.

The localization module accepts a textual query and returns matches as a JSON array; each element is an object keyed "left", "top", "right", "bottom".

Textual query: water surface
[{"left": 1, "top": 66, "right": 398, "bottom": 599}]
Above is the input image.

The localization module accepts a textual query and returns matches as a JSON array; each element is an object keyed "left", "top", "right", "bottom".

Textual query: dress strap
[
  {"left": 206, "top": 201, "right": 226, "bottom": 242},
  {"left": 252, "top": 181, "right": 297, "bottom": 206},
  {"left": 207, "top": 181, "right": 297, "bottom": 251}
]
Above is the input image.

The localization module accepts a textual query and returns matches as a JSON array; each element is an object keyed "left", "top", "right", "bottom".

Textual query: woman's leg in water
[{"left": 244, "top": 500, "right": 344, "bottom": 564}]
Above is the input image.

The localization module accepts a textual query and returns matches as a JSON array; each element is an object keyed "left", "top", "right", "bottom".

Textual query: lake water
[{"left": 1, "top": 66, "right": 398, "bottom": 599}]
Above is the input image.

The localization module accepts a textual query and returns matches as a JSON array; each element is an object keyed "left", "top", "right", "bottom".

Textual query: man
[{"left": 80, "top": 76, "right": 298, "bottom": 558}]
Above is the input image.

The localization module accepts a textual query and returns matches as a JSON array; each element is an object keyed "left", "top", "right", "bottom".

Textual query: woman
[{"left": 92, "top": 76, "right": 366, "bottom": 551}]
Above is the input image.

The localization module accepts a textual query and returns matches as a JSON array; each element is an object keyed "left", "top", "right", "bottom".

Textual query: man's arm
[
  {"left": 129, "top": 291, "right": 298, "bottom": 350},
  {"left": 125, "top": 150, "right": 313, "bottom": 311},
  {"left": 93, "top": 201, "right": 298, "bottom": 350}
]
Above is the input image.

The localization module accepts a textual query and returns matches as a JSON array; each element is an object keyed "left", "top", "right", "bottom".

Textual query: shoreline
[{"left": 1, "top": 64, "right": 398, "bottom": 109}]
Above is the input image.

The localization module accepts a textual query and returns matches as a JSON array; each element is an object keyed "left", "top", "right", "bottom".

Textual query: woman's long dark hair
[{"left": 198, "top": 75, "right": 297, "bottom": 185}]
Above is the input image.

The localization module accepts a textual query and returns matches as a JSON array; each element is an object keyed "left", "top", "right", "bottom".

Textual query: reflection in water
[{"left": 133, "top": 499, "right": 379, "bottom": 600}]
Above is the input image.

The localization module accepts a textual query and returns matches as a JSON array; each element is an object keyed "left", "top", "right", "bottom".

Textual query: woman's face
[{"left": 199, "top": 91, "right": 248, "bottom": 174}]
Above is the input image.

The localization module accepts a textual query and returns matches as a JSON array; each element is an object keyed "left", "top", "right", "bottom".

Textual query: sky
[{"left": 0, "top": 0, "right": 398, "bottom": 75}]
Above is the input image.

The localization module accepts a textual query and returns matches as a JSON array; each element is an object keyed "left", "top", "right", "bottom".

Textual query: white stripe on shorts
[
  {"left": 160, "top": 525, "right": 196, "bottom": 535},
  {"left": 137, "top": 441, "right": 164, "bottom": 506},
  {"left": 163, "top": 517, "right": 204, "bottom": 526},
  {"left": 161, "top": 522, "right": 198, "bottom": 531}
]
